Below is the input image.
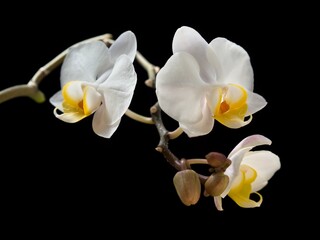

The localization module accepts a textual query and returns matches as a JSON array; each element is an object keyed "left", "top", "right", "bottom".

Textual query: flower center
[
  {"left": 62, "top": 81, "right": 102, "bottom": 116},
  {"left": 219, "top": 100, "right": 230, "bottom": 114},
  {"left": 228, "top": 164, "right": 263, "bottom": 208},
  {"left": 213, "top": 84, "right": 250, "bottom": 128}
]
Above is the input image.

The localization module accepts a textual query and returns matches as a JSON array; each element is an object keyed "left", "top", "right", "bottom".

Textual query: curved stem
[
  {"left": 168, "top": 127, "right": 184, "bottom": 139},
  {"left": 187, "top": 158, "right": 208, "bottom": 165},
  {"left": 151, "top": 102, "right": 182, "bottom": 170},
  {"left": 31, "top": 33, "right": 112, "bottom": 86},
  {"left": 125, "top": 109, "right": 154, "bottom": 124},
  {"left": 151, "top": 102, "right": 210, "bottom": 184},
  {"left": 0, "top": 33, "right": 112, "bottom": 104},
  {"left": 135, "top": 51, "right": 159, "bottom": 89},
  {"left": 0, "top": 82, "right": 47, "bottom": 104},
  {"left": 186, "top": 159, "right": 209, "bottom": 184}
]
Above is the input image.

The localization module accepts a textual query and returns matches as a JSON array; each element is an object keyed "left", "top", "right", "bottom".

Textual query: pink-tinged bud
[
  {"left": 204, "top": 172, "right": 229, "bottom": 196},
  {"left": 173, "top": 170, "right": 201, "bottom": 206}
]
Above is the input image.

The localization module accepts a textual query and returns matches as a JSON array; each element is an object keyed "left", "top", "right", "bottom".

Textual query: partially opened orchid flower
[
  {"left": 156, "top": 26, "right": 267, "bottom": 137},
  {"left": 213, "top": 134, "right": 280, "bottom": 211},
  {"left": 50, "top": 31, "right": 137, "bottom": 138}
]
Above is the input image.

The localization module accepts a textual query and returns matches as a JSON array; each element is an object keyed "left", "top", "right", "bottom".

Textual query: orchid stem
[
  {"left": 187, "top": 159, "right": 208, "bottom": 165},
  {"left": 30, "top": 33, "right": 112, "bottom": 87},
  {"left": 135, "top": 51, "right": 159, "bottom": 88},
  {"left": 0, "top": 33, "right": 113, "bottom": 104},
  {"left": 151, "top": 102, "right": 182, "bottom": 170},
  {"left": 125, "top": 109, "right": 154, "bottom": 124},
  {"left": 168, "top": 127, "right": 184, "bottom": 139}
]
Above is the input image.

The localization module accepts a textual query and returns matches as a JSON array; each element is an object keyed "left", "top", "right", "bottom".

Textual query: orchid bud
[
  {"left": 173, "top": 170, "right": 201, "bottom": 206},
  {"left": 206, "top": 152, "right": 231, "bottom": 171},
  {"left": 205, "top": 172, "right": 229, "bottom": 196}
]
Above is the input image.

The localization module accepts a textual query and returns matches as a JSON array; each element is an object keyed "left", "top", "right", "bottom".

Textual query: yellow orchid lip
[
  {"left": 60, "top": 81, "right": 102, "bottom": 120},
  {"left": 82, "top": 85, "right": 102, "bottom": 116},
  {"left": 213, "top": 84, "right": 249, "bottom": 127},
  {"left": 215, "top": 84, "right": 247, "bottom": 116},
  {"left": 62, "top": 81, "right": 83, "bottom": 109},
  {"left": 228, "top": 164, "right": 263, "bottom": 208}
]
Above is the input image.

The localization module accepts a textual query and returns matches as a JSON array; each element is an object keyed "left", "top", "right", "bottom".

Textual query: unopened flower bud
[
  {"left": 205, "top": 172, "right": 229, "bottom": 196},
  {"left": 173, "top": 170, "right": 201, "bottom": 206},
  {"left": 206, "top": 152, "right": 231, "bottom": 171}
]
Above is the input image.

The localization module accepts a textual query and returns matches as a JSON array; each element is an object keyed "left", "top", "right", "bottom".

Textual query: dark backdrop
[{"left": 0, "top": 3, "right": 308, "bottom": 238}]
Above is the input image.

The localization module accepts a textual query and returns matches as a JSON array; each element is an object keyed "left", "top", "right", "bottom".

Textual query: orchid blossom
[
  {"left": 156, "top": 26, "right": 267, "bottom": 137},
  {"left": 213, "top": 134, "right": 281, "bottom": 210},
  {"left": 50, "top": 31, "right": 137, "bottom": 138}
]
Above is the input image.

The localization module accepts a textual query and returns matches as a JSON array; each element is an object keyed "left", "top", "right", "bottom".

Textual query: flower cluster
[{"left": 0, "top": 26, "right": 280, "bottom": 211}]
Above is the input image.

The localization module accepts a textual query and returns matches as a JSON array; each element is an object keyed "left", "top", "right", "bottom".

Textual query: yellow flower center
[
  {"left": 228, "top": 164, "right": 263, "bottom": 208},
  {"left": 213, "top": 84, "right": 250, "bottom": 128},
  {"left": 219, "top": 100, "right": 230, "bottom": 114},
  {"left": 60, "top": 81, "right": 102, "bottom": 118}
]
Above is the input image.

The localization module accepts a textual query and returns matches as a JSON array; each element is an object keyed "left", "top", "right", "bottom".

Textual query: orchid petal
[
  {"left": 246, "top": 91, "right": 267, "bottom": 116},
  {"left": 83, "top": 86, "right": 102, "bottom": 115},
  {"left": 49, "top": 90, "right": 63, "bottom": 111},
  {"left": 173, "top": 26, "right": 217, "bottom": 83},
  {"left": 92, "top": 117, "right": 121, "bottom": 139},
  {"left": 179, "top": 103, "right": 214, "bottom": 137},
  {"left": 242, "top": 151, "right": 281, "bottom": 192},
  {"left": 229, "top": 134, "right": 271, "bottom": 159},
  {"left": 156, "top": 52, "right": 208, "bottom": 125},
  {"left": 209, "top": 37, "right": 253, "bottom": 90},
  {"left": 214, "top": 196, "right": 223, "bottom": 211},
  {"left": 53, "top": 108, "right": 86, "bottom": 123},
  {"left": 61, "top": 41, "right": 111, "bottom": 86},
  {"left": 92, "top": 55, "right": 136, "bottom": 138},
  {"left": 206, "top": 86, "right": 224, "bottom": 114},
  {"left": 221, "top": 147, "right": 252, "bottom": 198},
  {"left": 109, "top": 31, "right": 137, "bottom": 63}
]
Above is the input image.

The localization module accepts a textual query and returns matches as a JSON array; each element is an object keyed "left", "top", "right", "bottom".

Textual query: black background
[{"left": 0, "top": 3, "right": 310, "bottom": 238}]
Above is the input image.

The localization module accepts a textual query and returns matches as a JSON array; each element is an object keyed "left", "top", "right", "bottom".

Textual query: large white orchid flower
[
  {"left": 213, "top": 134, "right": 281, "bottom": 210},
  {"left": 50, "top": 31, "right": 137, "bottom": 138},
  {"left": 156, "top": 26, "right": 267, "bottom": 137}
]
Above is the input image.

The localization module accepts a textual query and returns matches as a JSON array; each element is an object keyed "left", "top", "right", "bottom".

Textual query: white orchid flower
[
  {"left": 50, "top": 31, "right": 137, "bottom": 138},
  {"left": 213, "top": 134, "right": 281, "bottom": 211},
  {"left": 156, "top": 26, "right": 267, "bottom": 137}
]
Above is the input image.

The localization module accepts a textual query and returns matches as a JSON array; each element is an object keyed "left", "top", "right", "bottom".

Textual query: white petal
[
  {"left": 93, "top": 116, "right": 121, "bottom": 138},
  {"left": 98, "top": 55, "right": 137, "bottom": 94},
  {"left": 109, "top": 31, "right": 137, "bottom": 63},
  {"left": 221, "top": 147, "right": 251, "bottom": 197},
  {"left": 173, "top": 26, "right": 217, "bottom": 83},
  {"left": 246, "top": 91, "right": 267, "bottom": 116},
  {"left": 92, "top": 55, "right": 137, "bottom": 138},
  {"left": 156, "top": 52, "right": 208, "bottom": 125},
  {"left": 214, "top": 196, "right": 223, "bottom": 211},
  {"left": 61, "top": 41, "right": 111, "bottom": 86},
  {"left": 209, "top": 38, "right": 253, "bottom": 90},
  {"left": 206, "top": 86, "right": 224, "bottom": 114},
  {"left": 49, "top": 90, "right": 63, "bottom": 111},
  {"left": 179, "top": 103, "right": 214, "bottom": 137},
  {"left": 228, "top": 134, "right": 271, "bottom": 159},
  {"left": 242, "top": 151, "right": 281, "bottom": 192}
]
